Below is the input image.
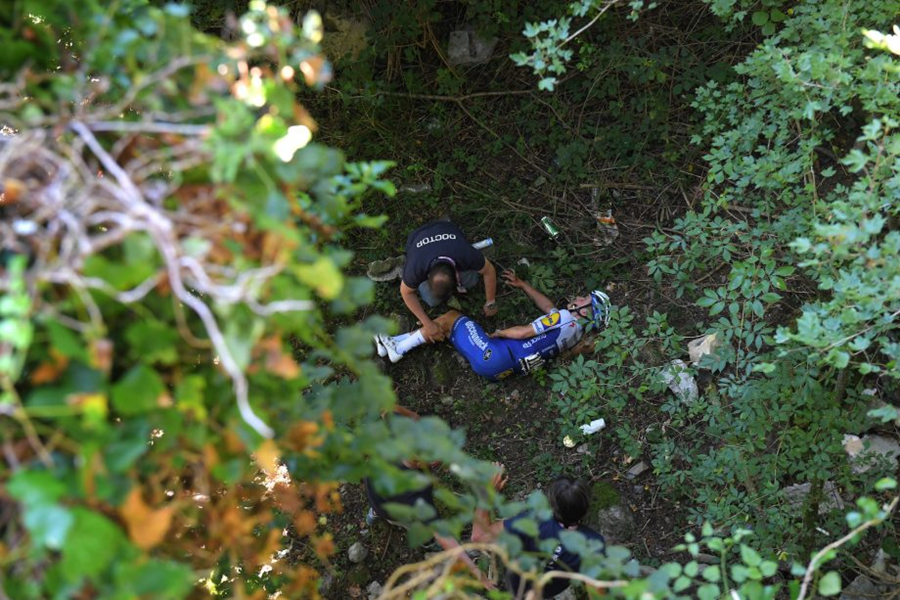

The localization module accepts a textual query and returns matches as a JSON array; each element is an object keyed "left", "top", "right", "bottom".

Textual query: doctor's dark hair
[
  {"left": 547, "top": 477, "right": 591, "bottom": 526},
  {"left": 427, "top": 262, "right": 455, "bottom": 303}
]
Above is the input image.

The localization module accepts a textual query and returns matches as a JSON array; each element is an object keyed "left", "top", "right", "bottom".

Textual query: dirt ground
[{"left": 303, "top": 189, "right": 709, "bottom": 598}]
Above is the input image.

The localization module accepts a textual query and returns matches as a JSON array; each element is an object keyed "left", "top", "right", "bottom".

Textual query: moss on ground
[{"left": 590, "top": 480, "right": 621, "bottom": 513}]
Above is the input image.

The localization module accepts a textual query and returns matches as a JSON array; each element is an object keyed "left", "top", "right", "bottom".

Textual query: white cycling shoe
[
  {"left": 374, "top": 334, "right": 388, "bottom": 357},
  {"left": 374, "top": 334, "right": 404, "bottom": 363}
]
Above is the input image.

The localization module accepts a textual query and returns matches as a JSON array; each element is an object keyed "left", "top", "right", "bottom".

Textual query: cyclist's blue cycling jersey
[{"left": 449, "top": 310, "right": 584, "bottom": 381}]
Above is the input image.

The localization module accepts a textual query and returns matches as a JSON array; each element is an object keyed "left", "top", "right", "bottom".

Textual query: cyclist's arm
[{"left": 491, "top": 323, "right": 537, "bottom": 339}]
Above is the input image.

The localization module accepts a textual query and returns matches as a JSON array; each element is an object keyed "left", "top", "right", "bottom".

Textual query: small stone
[
  {"left": 550, "top": 588, "right": 577, "bottom": 600},
  {"left": 783, "top": 481, "right": 844, "bottom": 514},
  {"left": 319, "top": 573, "right": 335, "bottom": 595},
  {"left": 398, "top": 182, "right": 432, "bottom": 194},
  {"left": 366, "top": 581, "right": 383, "bottom": 599},
  {"left": 348, "top": 542, "right": 368, "bottom": 563},
  {"left": 688, "top": 333, "right": 724, "bottom": 367},
  {"left": 576, "top": 444, "right": 590, "bottom": 455},
  {"left": 843, "top": 434, "right": 864, "bottom": 458},
  {"left": 360, "top": 528, "right": 369, "bottom": 536},
  {"left": 510, "top": 389, "right": 521, "bottom": 402},
  {"left": 625, "top": 461, "right": 648, "bottom": 479},
  {"left": 658, "top": 359, "right": 699, "bottom": 404},
  {"left": 850, "top": 434, "right": 900, "bottom": 474},
  {"left": 840, "top": 574, "right": 883, "bottom": 600},
  {"left": 447, "top": 30, "right": 497, "bottom": 66},
  {"left": 871, "top": 549, "right": 887, "bottom": 574},
  {"left": 595, "top": 504, "right": 636, "bottom": 544},
  {"left": 440, "top": 395, "right": 455, "bottom": 406}
]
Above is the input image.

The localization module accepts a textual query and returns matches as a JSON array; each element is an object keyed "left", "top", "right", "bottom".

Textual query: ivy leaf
[
  {"left": 24, "top": 504, "right": 74, "bottom": 550},
  {"left": 791, "top": 237, "right": 811, "bottom": 253},
  {"left": 841, "top": 149, "right": 868, "bottom": 172},
  {"left": 826, "top": 349, "right": 850, "bottom": 368},
  {"left": 111, "top": 364, "right": 165, "bottom": 415},
  {"left": 760, "top": 560, "right": 778, "bottom": 577},
  {"left": 61, "top": 508, "right": 124, "bottom": 581},
  {"left": 130, "top": 560, "right": 195, "bottom": 597},
  {"left": 673, "top": 576, "right": 692, "bottom": 592},
  {"left": 740, "top": 544, "right": 762, "bottom": 567},
  {"left": 697, "top": 583, "right": 721, "bottom": 600},
  {"left": 875, "top": 477, "right": 897, "bottom": 491},
  {"left": 8, "top": 470, "right": 67, "bottom": 505},
  {"left": 752, "top": 11, "right": 769, "bottom": 25},
  {"left": 294, "top": 257, "right": 344, "bottom": 299},
  {"left": 731, "top": 564, "right": 749, "bottom": 583},
  {"left": 684, "top": 560, "right": 699, "bottom": 577},
  {"left": 538, "top": 77, "right": 557, "bottom": 91},
  {"left": 818, "top": 571, "right": 841, "bottom": 596}
]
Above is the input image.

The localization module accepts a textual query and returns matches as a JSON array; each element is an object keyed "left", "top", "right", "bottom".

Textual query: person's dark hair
[
  {"left": 547, "top": 477, "right": 591, "bottom": 526},
  {"left": 427, "top": 262, "right": 455, "bottom": 303}
]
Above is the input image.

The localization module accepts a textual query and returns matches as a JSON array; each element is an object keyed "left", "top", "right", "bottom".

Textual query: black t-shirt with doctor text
[{"left": 402, "top": 221, "right": 486, "bottom": 288}]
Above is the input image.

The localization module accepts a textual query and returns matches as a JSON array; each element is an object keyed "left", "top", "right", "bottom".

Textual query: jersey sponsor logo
[
  {"left": 540, "top": 313, "right": 560, "bottom": 328},
  {"left": 482, "top": 348, "right": 492, "bottom": 361},
  {"left": 465, "top": 320, "right": 489, "bottom": 351},
  {"left": 521, "top": 333, "right": 547, "bottom": 349},
  {"left": 415, "top": 233, "right": 457, "bottom": 248}
]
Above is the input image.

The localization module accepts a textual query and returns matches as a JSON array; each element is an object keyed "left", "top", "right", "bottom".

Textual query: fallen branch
[{"left": 795, "top": 495, "right": 899, "bottom": 600}]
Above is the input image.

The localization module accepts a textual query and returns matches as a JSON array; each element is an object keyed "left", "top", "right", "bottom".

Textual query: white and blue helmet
[{"left": 590, "top": 290, "right": 611, "bottom": 329}]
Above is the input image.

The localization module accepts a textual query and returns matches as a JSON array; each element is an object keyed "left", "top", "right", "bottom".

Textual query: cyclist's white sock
[
  {"left": 392, "top": 332, "right": 412, "bottom": 344},
  {"left": 396, "top": 330, "right": 426, "bottom": 354}
]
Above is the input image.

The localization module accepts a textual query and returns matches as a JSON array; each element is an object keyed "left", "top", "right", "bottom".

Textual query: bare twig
[{"left": 86, "top": 122, "right": 210, "bottom": 136}]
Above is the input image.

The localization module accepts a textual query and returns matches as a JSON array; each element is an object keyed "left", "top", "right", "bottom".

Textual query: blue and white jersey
[{"left": 515, "top": 309, "right": 584, "bottom": 360}]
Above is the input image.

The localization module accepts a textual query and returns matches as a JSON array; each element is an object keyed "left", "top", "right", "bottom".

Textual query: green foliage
[
  {"left": 511, "top": 0, "right": 657, "bottom": 90},
  {"left": 633, "top": 0, "right": 900, "bottom": 557},
  {"left": 0, "top": 1, "right": 505, "bottom": 597}
]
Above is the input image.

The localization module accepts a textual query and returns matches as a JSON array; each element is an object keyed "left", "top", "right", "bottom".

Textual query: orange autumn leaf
[
  {"left": 254, "top": 439, "right": 281, "bottom": 474},
  {"left": 1, "top": 178, "right": 26, "bottom": 204},
  {"left": 321, "top": 410, "right": 334, "bottom": 431},
  {"left": 252, "top": 335, "right": 301, "bottom": 379},
  {"left": 203, "top": 443, "right": 220, "bottom": 468},
  {"left": 311, "top": 532, "right": 334, "bottom": 559},
  {"left": 285, "top": 421, "right": 321, "bottom": 453},
  {"left": 30, "top": 349, "right": 69, "bottom": 385},
  {"left": 89, "top": 338, "right": 113, "bottom": 374},
  {"left": 294, "top": 510, "right": 317, "bottom": 536},
  {"left": 271, "top": 482, "right": 301, "bottom": 513},
  {"left": 120, "top": 488, "right": 174, "bottom": 550}
]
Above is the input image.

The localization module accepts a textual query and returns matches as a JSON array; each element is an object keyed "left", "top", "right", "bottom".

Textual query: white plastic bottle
[{"left": 580, "top": 418, "right": 607, "bottom": 435}]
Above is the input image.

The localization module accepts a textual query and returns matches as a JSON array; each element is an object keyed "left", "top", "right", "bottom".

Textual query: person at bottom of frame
[
  {"left": 374, "top": 269, "right": 611, "bottom": 381},
  {"left": 363, "top": 406, "right": 495, "bottom": 590},
  {"left": 471, "top": 465, "right": 606, "bottom": 598}
]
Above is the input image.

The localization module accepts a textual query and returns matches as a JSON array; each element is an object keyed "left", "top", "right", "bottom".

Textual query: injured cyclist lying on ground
[{"left": 374, "top": 269, "right": 611, "bottom": 381}]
